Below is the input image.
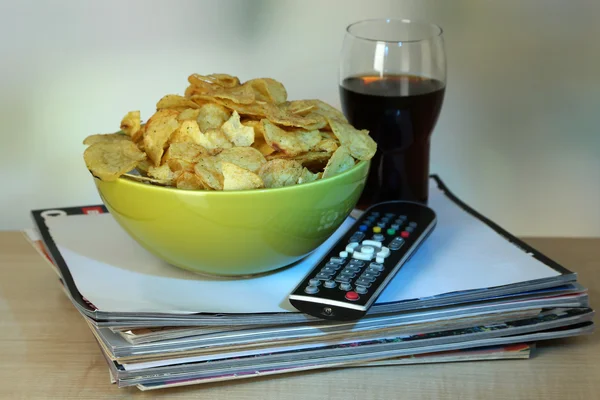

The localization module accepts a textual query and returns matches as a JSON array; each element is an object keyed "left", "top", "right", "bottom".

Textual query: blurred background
[{"left": 0, "top": 0, "right": 598, "bottom": 236}]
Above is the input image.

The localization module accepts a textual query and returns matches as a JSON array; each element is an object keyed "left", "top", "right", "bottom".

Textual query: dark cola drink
[{"left": 339, "top": 74, "right": 445, "bottom": 209}]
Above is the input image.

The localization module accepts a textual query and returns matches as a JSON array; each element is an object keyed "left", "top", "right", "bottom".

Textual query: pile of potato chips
[{"left": 83, "top": 73, "right": 377, "bottom": 191}]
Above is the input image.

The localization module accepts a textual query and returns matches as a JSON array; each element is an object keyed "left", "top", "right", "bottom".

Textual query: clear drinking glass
[{"left": 339, "top": 18, "right": 446, "bottom": 209}]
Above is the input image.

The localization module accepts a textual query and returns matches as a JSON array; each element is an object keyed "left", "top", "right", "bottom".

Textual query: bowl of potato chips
[{"left": 83, "top": 73, "right": 376, "bottom": 276}]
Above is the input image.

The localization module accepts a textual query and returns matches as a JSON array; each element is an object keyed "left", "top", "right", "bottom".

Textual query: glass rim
[{"left": 346, "top": 18, "right": 443, "bottom": 43}]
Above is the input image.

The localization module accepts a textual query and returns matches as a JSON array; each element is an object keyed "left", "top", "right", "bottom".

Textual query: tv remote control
[{"left": 288, "top": 201, "right": 436, "bottom": 321}]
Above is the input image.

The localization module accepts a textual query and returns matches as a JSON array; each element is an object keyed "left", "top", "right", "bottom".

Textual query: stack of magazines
[{"left": 24, "top": 176, "right": 595, "bottom": 391}]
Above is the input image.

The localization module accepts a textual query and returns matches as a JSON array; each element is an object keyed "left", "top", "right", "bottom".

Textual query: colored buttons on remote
[
  {"left": 401, "top": 231, "right": 410, "bottom": 238},
  {"left": 387, "top": 228, "right": 396, "bottom": 235},
  {"left": 373, "top": 226, "right": 382, "bottom": 233},
  {"left": 345, "top": 291, "right": 359, "bottom": 301},
  {"left": 359, "top": 225, "right": 368, "bottom": 232}
]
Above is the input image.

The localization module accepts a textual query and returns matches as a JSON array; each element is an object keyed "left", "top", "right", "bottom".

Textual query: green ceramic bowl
[{"left": 93, "top": 160, "right": 369, "bottom": 276}]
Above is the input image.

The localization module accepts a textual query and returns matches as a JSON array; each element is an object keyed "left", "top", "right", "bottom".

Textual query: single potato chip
[
  {"left": 221, "top": 111, "right": 254, "bottom": 147},
  {"left": 156, "top": 94, "right": 200, "bottom": 110},
  {"left": 147, "top": 163, "right": 177, "bottom": 183},
  {"left": 221, "top": 162, "right": 264, "bottom": 191},
  {"left": 196, "top": 103, "right": 231, "bottom": 132},
  {"left": 120, "top": 111, "right": 142, "bottom": 141},
  {"left": 169, "top": 120, "right": 203, "bottom": 145},
  {"left": 327, "top": 117, "right": 377, "bottom": 161},
  {"left": 122, "top": 172, "right": 173, "bottom": 186},
  {"left": 161, "top": 142, "right": 207, "bottom": 165},
  {"left": 83, "top": 132, "right": 131, "bottom": 146},
  {"left": 176, "top": 171, "right": 205, "bottom": 190},
  {"left": 306, "top": 99, "right": 348, "bottom": 122},
  {"left": 257, "top": 159, "right": 303, "bottom": 188},
  {"left": 261, "top": 120, "right": 322, "bottom": 156},
  {"left": 243, "top": 78, "right": 287, "bottom": 104},
  {"left": 322, "top": 145, "right": 356, "bottom": 179},
  {"left": 143, "top": 109, "right": 181, "bottom": 166},
  {"left": 177, "top": 108, "right": 201, "bottom": 121},
  {"left": 195, "top": 128, "right": 233, "bottom": 154},
  {"left": 297, "top": 167, "right": 320, "bottom": 184},
  {"left": 84, "top": 140, "right": 146, "bottom": 181},
  {"left": 189, "top": 73, "right": 240, "bottom": 88},
  {"left": 194, "top": 157, "right": 224, "bottom": 190},
  {"left": 215, "top": 146, "right": 266, "bottom": 173}
]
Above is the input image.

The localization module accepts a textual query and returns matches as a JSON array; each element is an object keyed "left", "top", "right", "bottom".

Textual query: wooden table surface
[{"left": 0, "top": 232, "right": 598, "bottom": 399}]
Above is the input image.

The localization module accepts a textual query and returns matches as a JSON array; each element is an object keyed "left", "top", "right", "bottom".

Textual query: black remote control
[{"left": 288, "top": 201, "right": 436, "bottom": 321}]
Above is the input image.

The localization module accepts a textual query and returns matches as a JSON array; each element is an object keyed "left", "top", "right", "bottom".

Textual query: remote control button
[
  {"left": 401, "top": 231, "right": 410, "bottom": 239},
  {"left": 389, "top": 237, "right": 405, "bottom": 250},
  {"left": 352, "top": 252, "right": 373, "bottom": 261},
  {"left": 372, "top": 234, "right": 385, "bottom": 242},
  {"left": 377, "top": 222, "right": 386, "bottom": 228},
  {"left": 391, "top": 224, "right": 400, "bottom": 230},
  {"left": 304, "top": 285, "right": 319, "bottom": 294},
  {"left": 348, "top": 261, "right": 366, "bottom": 269},
  {"left": 339, "top": 251, "right": 349, "bottom": 258},
  {"left": 359, "top": 225, "right": 368, "bottom": 232},
  {"left": 355, "top": 278, "right": 373, "bottom": 287},
  {"left": 398, "top": 215, "right": 407, "bottom": 221},
  {"left": 387, "top": 228, "right": 396, "bottom": 235},
  {"left": 409, "top": 221, "right": 417, "bottom": 228},
  {"left": 359, "top": 274, "right": 377, "bottom": 283},
  {"left": 361, "top": 271, "right": 379, "bottom": 279},
  {"left": 355, "top": 285, "right": 368, "bottom": 294},
  {"left": 335, "top": 275, "right": 352, "bottom": 283},
  {"left": 349, "top": 232, "right": 365, "bottom": 243},
  {"left": 372, "top": 226, "right": 382, "bottom": 233},
  {"left": 325, "top": 262, "right": 342, "bottom": 269},
  {"left": 329, "top": 257, "right": 346, "bottom": 264},
  {"left": 316, "top": 274, "right": 334, "bottom": 281},
  {"left": 385, "top": 213, "right": 395, "bottom": 217},
  {"left": 345, "top": 291, "right": 360, "bottom": 301},
  {"left": 362, "top": 240, "right": 382, "bottom": 248},
  {"left": 323, "top": 280, "right": 337, "bottom": 288},
  {"left": 368, "top": 262, "right": 385, "bottom": 272},
  {"left": 320, "top": 267, "right": 336, "bottom": 275},
  {"left": 376, "top": 247, "right": 391, "bottom": 258},
  {"left": 405, "top": 226, "right": 415, "bottom": 233},
  {"left": 339, "top": 271, "right": 357, "bottom": 279},
  {"left": 371, "top": 212, "right": 380, "bottom": 217},
  {"left": 339, "top": 282, "right": 352, "bottom": 291},
  {"left": 376, "top": 256, "right": 385, "bottom": 264},
  {"left": 381, "top": 217, "right": 391, "bottom": 223},
  {"left": 360, "top": 246, "right": 375, "bottom": 255},
  {"left": 309, "top": 279, "right": 321, "bottom": 286},
  {"left": 346, "top": 242, "right": 360, "bottom": 252}
]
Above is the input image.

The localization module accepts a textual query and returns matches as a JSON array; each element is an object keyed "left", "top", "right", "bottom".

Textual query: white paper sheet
[{"left": 45, "top": 180, "right": 561, "bottom": 314}]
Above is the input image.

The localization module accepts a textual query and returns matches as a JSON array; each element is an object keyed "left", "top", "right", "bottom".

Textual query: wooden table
[{"left": 1, "top": 232, "right": 598, "bottom": 399}]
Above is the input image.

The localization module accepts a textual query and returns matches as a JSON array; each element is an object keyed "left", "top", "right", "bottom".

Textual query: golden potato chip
[
  {"left": 161, "top": 142, "right": 207, "bottom": 165},
  {"left": 312, "top": 137, "right": 339, "bottom": 153},
  {"left": 244, "top": 78, "right": 287, "bottom": 104},
  {"left": 266, "top": 150, "right": 332, "bottom": 171},
  {"left": 176, "top": 171, "right": 205, "bottom": 190},
  {"left": 261, "top": 120, "right": 321, "bottom": 156},
  {"left": 187, "top": 77, "right": 255, "bottom": 104},
  {"left": 143, "top": 109, "right": 180, "bottom": 166},
  {"left": 243, "top": 119, "right": 275, "bottom": 156},
  {"left": 196, "top": 103, "right": 231, "bottom": 132},
  {"left": 215, "top": 146, "right": 266, "bottom": 173},
  {"left": 322, "top": 145, "right": 356, "bottom": 179},
  {"left": 327, "top": 117, "right": 377, "bottom": 161},
  {"left": 120, "top": 111, "right": 142, "bottom": 141},
  {"left": 135, "top": 158, "right": 151, "bottom": 174},
  {"left": 221, "top": 162, "right": 264, "bottom": 191},
  {"left": 167, "top": 158, "right": 195, "bottom": 173},
  {"left": 84, "top": 140, "right": 146, "bottom": 181},
  {"left": 147, "top": 164, "right": 177, "bottom": 184},
  {"left": 268, "top": 108, "right": 327, "bottom": 130},
  {"left": 257, "top": 159, "right": 303, "bottom": 188},
  {"left": 191, "top": 95, "right": 269, "bottom": 119},
  {"left": 221, "top": 111, "right": 254, "bottom": 147},
  {"left": 280, "top": 100, "right": 316, "bottom": 115},
  {"left": 297, "top": 167, "right": 320, "bottom": 184},
  {"left": 83, "top": 132, "right": 131, "bottom": 146},
  {"left": 168, "top": 120, "right": 203, "bottom": 145},
  {"left": 306, "top": 99, "right": 348, "bottom": 123},
  {"left": 156, "top": 94, "right": 200, "bottom": 111},
  {"left": 177, "top": 108, "right": 201, "bottom": 121},
  {"left": 189, "top": 73, "right": 240, "bottom": 88},
  {"left": 195, "top": 128, "right": 233, "bottom": 154},
  {"left": 194, "top": 157, "right": 223, "bottom": 190}
]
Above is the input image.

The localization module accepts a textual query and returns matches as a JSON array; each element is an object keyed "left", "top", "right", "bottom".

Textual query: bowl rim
[{"left": 95, "top": 160, "right": 370, "bottom": 196}]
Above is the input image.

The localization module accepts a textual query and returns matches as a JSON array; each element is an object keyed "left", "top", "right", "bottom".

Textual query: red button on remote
[
  {"left": 401, "top": 231, "right": 410, "bottom": 238},
  {"left": 345, "top": 291, "right": 359, "bottom": 301}
]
